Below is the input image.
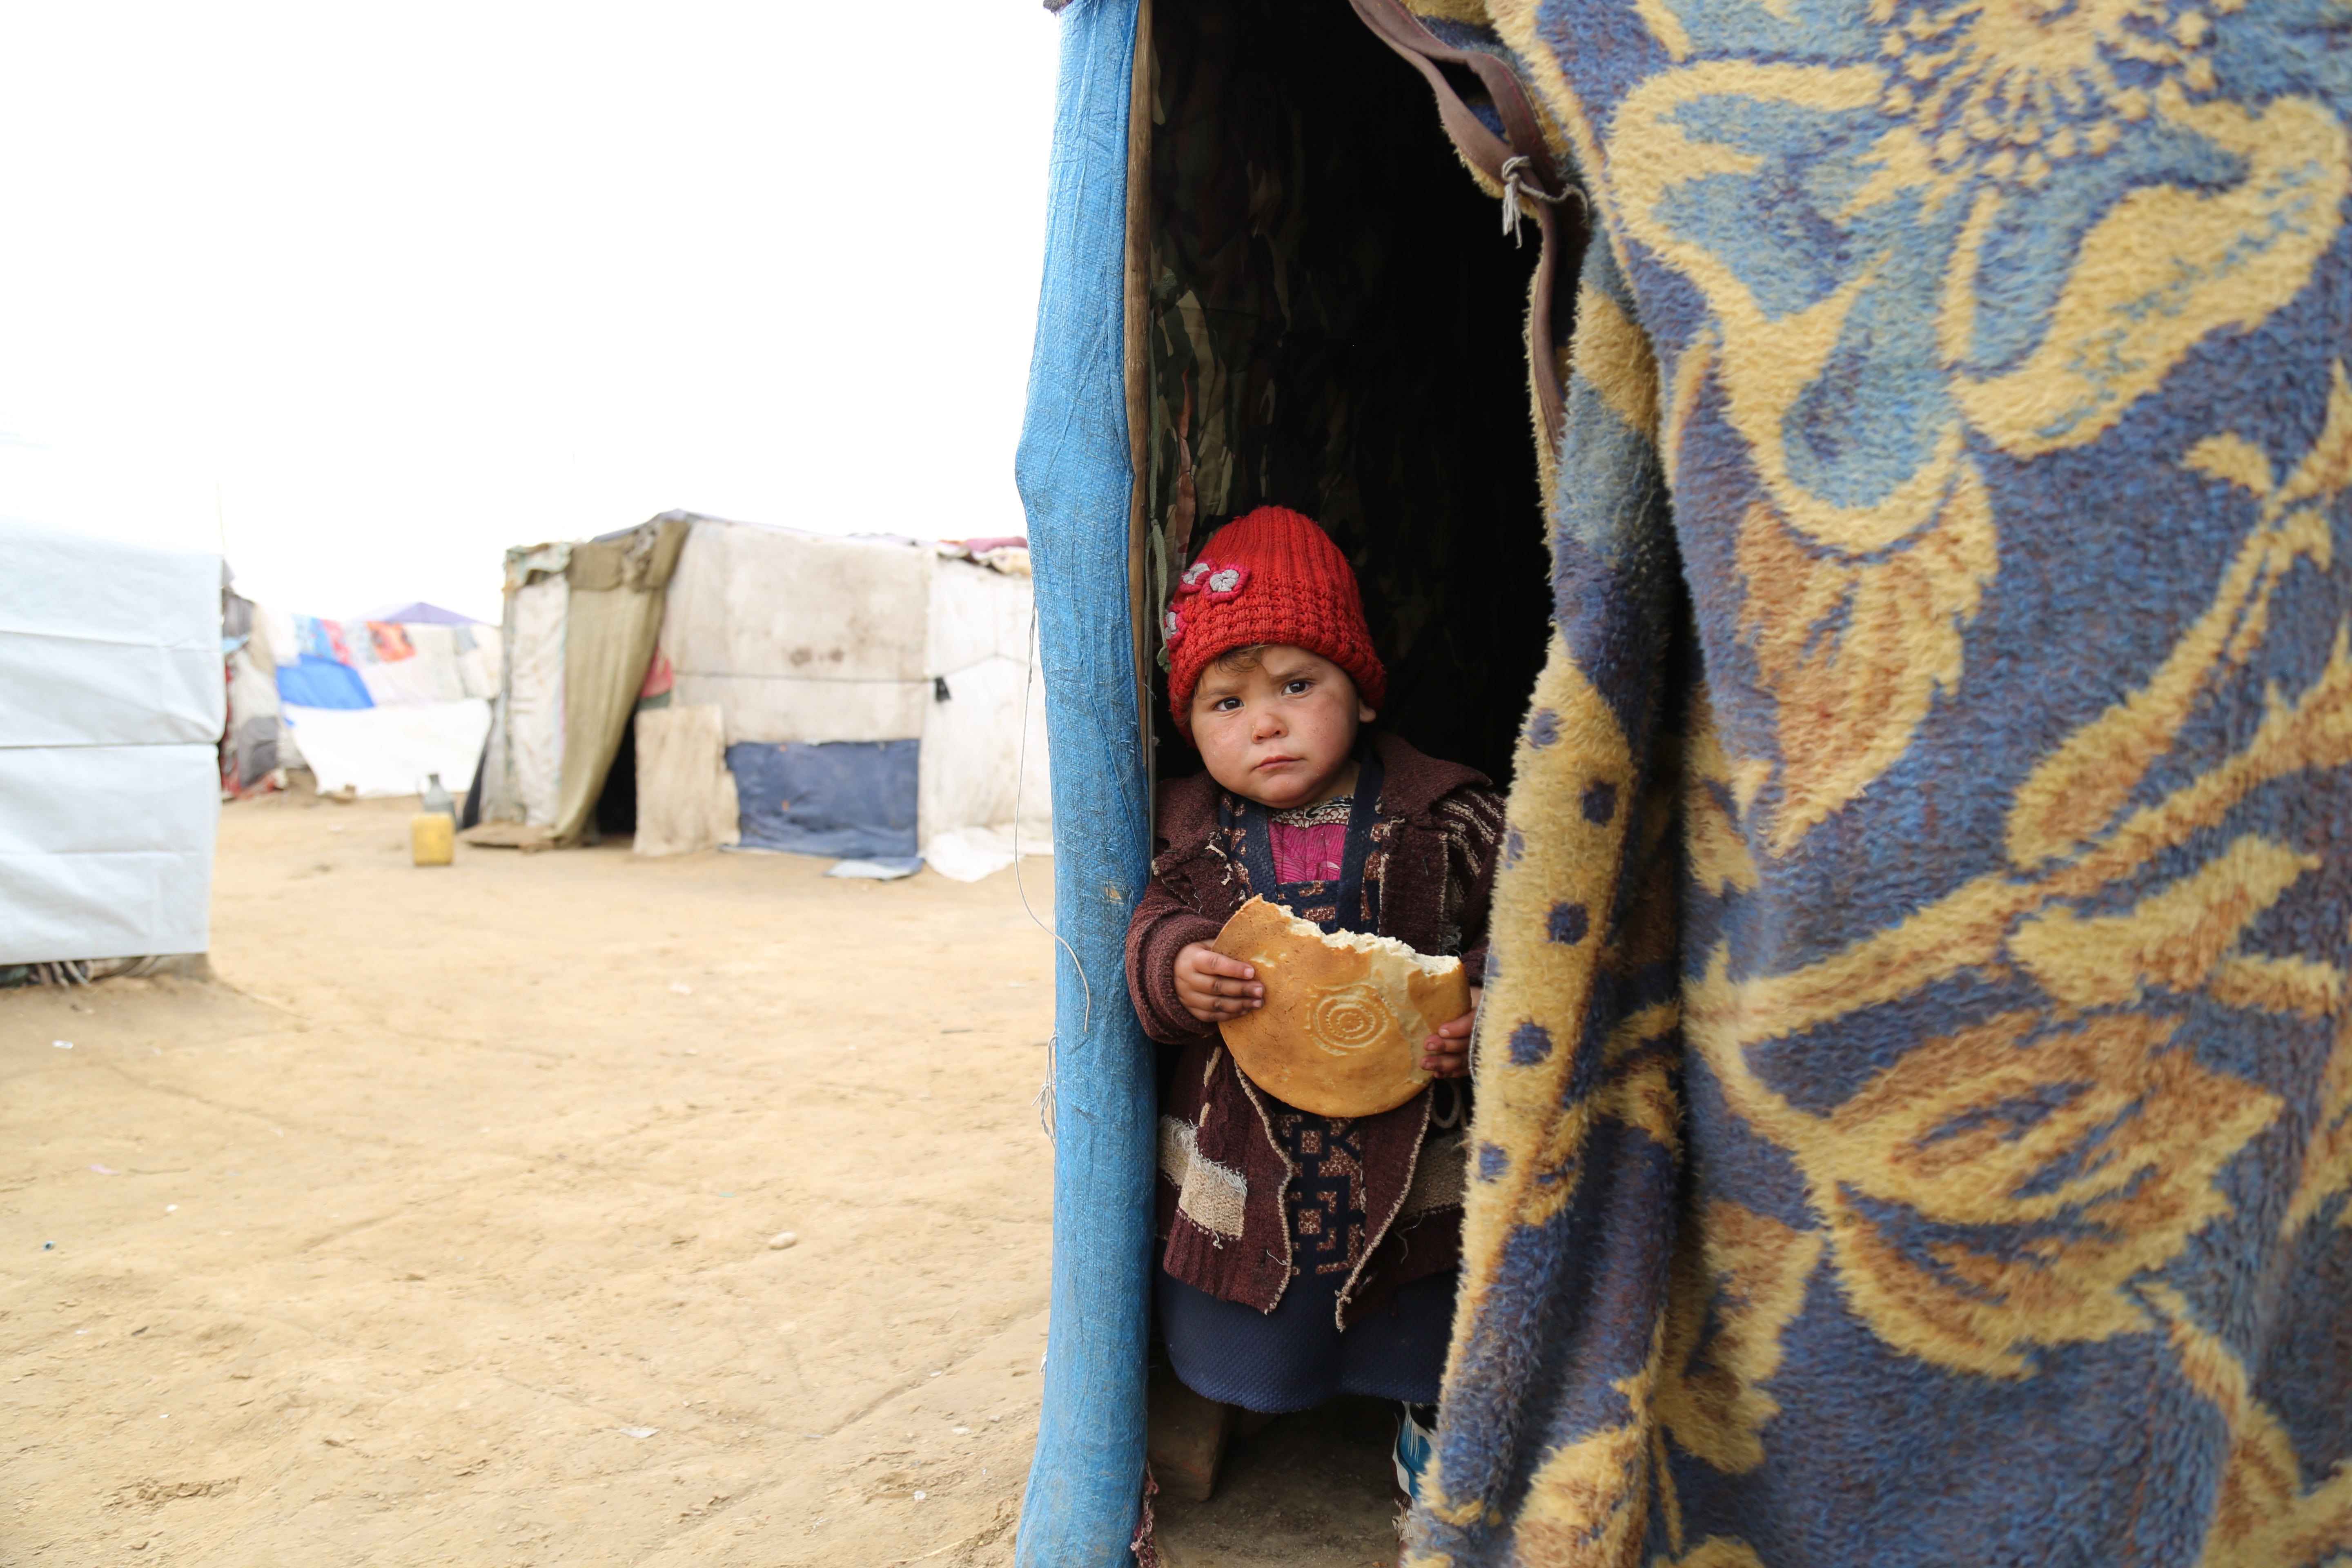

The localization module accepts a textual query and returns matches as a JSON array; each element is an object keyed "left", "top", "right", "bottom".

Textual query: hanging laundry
[
  {"left": 367, "top": 621, "right": 417, "bottom": 662},
  {"left": 296, "top": 615, "right": 354, "bottom": 666}
]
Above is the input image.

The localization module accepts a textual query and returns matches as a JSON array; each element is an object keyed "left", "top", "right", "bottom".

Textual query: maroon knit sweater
[{"left": 1125, "top": 733, "right": 1508, "bottom": 1325}]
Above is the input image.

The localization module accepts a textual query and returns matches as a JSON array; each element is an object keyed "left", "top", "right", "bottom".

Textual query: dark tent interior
[{"left": 1140, "top": 0, "right": 1558, "bottom": 793}]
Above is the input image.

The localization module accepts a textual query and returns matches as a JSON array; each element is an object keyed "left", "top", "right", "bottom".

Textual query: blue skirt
[{"left": 1157, "top": 1261, "right": 1458, "bottom": 1414}]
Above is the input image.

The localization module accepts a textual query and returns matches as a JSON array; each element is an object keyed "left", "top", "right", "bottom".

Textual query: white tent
[{"left": 0, "top": 519, "right": 222, "bottom": 965}]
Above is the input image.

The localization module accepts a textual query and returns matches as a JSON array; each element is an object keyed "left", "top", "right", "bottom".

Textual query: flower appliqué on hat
[
  {"left": 1176, "top": 559, "right": 1248, "bottom": 604},
  {"left": 1161, "top": 606, "right": 1185, "bottom": 648}
]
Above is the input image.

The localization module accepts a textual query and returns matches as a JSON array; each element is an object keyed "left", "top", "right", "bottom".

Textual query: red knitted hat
[{"left": 1164, "top": 506, "right": 1386, "bottom": 736}]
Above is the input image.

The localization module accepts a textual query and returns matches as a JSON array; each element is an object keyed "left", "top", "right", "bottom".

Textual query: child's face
[{"left": 1189, "top": 644, "right": 1374, "bottom": 810}]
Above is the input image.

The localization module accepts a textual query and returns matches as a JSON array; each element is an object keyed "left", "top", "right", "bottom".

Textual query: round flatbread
[{"left": 1211, "top": 895, "right": 1468, "bottom": 1117}]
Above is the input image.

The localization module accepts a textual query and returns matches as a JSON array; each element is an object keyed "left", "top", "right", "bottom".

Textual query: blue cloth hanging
[{"left": 276, "top": 655, "right": 373, "bottom": 710}]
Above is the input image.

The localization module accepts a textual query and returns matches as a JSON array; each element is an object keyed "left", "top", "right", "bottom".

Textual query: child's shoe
[
  {"left": 1391, "top": 1401, "right": 1438, "bottom": 1555},
  {"left": 1393, "top": 1401, "right": 1437, "bottom": 1501}
]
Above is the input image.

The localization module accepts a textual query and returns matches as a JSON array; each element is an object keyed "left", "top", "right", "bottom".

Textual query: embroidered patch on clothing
[
  {"left": 1275, "top": 1110, "right": 1368, "bottom": 1277},
  {"left": 1159, "top": 1115, "right": 1247, "bottom": 1241},
  {"left": 1270, "top": 796, "right": 1355, "bottom": 829}
]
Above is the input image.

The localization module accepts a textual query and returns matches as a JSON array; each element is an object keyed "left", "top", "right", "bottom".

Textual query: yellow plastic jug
[{"left": 411, "top": 811, "right": 455, "bottom": 866}]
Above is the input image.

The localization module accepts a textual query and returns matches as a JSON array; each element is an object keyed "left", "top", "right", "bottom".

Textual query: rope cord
[
  {"left": 1013, "top": 597, "right": 1093, "bottom": 1143},
  {"left": 1499, "top": 154, "right": 1580, "bottom": 247}
]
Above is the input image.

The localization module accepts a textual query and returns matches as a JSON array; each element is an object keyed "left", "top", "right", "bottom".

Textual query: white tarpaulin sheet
[
  {"left": 505, "top": 571, "right": 567, "bottom": 826},
  {"left": 0, "top": 518, "right": 223, "bottom": 747},
  {"left": 285, "top": 699, "right": 492, "bottom": 800},
  {"left": 922, "top": 557, "right": 1052, "bottom": 866},
  {"left": 0, "top": 744, "right": 220, "bottom": 962},
  {"left": 0, "top": 519, "right": 223, "bottom": 963},
  {"left": 631, "top": 704, "right": 739, "bottom": 858},
  {"left": 656, "top": 521, "right": 1053, "bottom": 862},
  {"left": 662, "top": 523, "right": 933, "bottom": 745}
]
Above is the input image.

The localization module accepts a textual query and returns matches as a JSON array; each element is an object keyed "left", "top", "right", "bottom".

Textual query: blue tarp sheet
[
  {"left": 276, "top": 655, "right": 373, "bottom": 710},
  {"left": 725, "top": 740, "right": 918, "bottom": 860}
]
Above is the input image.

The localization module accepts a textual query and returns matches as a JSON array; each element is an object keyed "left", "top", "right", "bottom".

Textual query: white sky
[{"left": 0, "top": 3, "right": 1065, "bottom": 624}]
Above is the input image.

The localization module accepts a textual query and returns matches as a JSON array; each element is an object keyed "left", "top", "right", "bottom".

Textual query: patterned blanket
[{"left": 1418, "top": 2, "right": 2352, "bottom": 1564}]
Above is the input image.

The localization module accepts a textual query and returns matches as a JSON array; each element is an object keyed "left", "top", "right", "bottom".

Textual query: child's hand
[
  {"left": 1176, "top": 942, "right": 1263, "bottom": 1024},
  {"left": 1420, "top": 987, "right": 1482, "bottom": 1079}
]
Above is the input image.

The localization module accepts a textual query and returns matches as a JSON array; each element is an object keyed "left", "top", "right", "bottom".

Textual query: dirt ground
[{"left": 1, "top": 788, "right": 1402, "bottom": 1567}]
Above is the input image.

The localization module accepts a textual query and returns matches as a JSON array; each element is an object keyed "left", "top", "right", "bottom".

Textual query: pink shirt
[{"left": 1268, "top": 818, "right": 1348, "bottom": 884}]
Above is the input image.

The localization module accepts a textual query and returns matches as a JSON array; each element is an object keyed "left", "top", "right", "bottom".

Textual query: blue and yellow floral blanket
[{"left": 1423, "top": 0, "right": 2352, "bottom": 1563}]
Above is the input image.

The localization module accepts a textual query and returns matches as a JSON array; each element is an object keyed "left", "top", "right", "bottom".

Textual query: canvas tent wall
[
  {"left": 0, "top": 518, "right": 223, "bottom": 966},
  {"left": 655, "top": 518, "right": 1051, "bottom": 864},
  {"left": 479, "top": 512, "right": 1051, "bottom": 868},
  {"left": 476, "top": 515, "right": 691, "bottom": 847}
]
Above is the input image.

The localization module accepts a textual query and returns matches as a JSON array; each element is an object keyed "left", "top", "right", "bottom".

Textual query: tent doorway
[
  {"left": 592, "top": 717, "right": 638, "bottom": 841},
  {"left": 1138, "top": 0, "right": 1557, "bottom": 791},
  {"left": 1130, "top": 0, "right": 1573, "bottom": 1548}
]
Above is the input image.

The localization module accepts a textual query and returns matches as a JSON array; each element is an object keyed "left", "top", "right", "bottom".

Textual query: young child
[{"left": 1124, "top": 505, "right": 1506, "bottom": 1512}]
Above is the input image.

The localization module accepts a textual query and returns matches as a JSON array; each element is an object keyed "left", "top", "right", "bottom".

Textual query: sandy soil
[
  {"left": 1, "top": 788, "right": 1407, "bottom": 1567},
  {"left": 2, "top": 791, "right": 1060, "bottom": 1566},
  {"left": 1151, "top": 1399, "right": 1401, "bottom": 1566}
]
